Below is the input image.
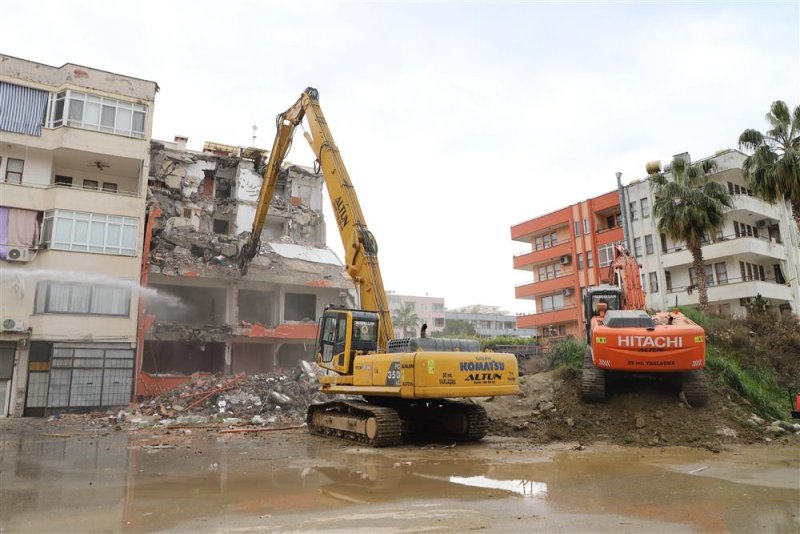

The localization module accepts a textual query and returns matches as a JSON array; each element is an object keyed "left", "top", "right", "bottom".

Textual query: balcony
[
  {"left": 595, "top": 226, "right": 624, "bottom": 247},
  {"left": 517, "top": 305, "right": 580, "bottom": 329},
  {"left": 511, "top": 207, "right": 571, "bottom": 242},
  {"left": 729, "top": 194, "right": 781, "bottom": 220},
  {"left": 0, "top": 181, "right": 144, "bottom": 218},
  {"left": 666, "top": 278, "right": 794, "bottom": 307},
  {"left": 513, "top": 241, "right": 572, "bottom": 270},
  {"left": 515, "top": 272, "right": 577, "bottom": 299},
  {"left": 661, "top": 234, "right": 787, "bottom": 268}
]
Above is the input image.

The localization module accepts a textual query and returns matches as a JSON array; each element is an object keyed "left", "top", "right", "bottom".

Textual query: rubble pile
[
  {"left": 149, "top": 225, "right": 247, "bottom": 273},
  {"left": 137, "top": 361, "right": 342, "bottom": 427}
]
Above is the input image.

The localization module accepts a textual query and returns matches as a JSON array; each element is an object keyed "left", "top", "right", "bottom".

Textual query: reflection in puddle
[{"left": 448, "top": 476, "right": 548, "bottom": 498}]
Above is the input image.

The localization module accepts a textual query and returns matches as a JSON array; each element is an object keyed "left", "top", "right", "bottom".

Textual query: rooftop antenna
[{"left": 251, "top": 124, "right": 258, "bottom": 146}]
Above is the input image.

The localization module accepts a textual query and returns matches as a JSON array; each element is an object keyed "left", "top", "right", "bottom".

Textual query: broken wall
[
  {"left": 142, "top": 341, "right": 225, "bottom": 375},
  {"left": 150, "top": 284, "right": 228, "bottom": 325},
  {"left": 231, "top": 343, "right": 275, "bottom": 374}
]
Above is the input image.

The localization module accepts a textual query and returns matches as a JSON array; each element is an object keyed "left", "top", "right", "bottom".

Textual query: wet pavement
[{"left": 0, "top": 422, "right": 798, "bottom": 533}]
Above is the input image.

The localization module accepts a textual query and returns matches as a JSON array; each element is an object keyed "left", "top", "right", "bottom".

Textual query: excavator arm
[{"left": 239, "top": 88, "right": 394, "bottom": 350}]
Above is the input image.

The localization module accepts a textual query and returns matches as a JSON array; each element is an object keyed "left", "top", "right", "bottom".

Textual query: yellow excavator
[{"left": 239, "top": 88, "right": 519, "bottom": 446}]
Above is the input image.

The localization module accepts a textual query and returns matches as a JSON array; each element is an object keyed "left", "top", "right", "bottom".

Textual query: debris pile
[
  {"left": 136, "top": 361, "right": 342, "bottom": 428},
  {"left": 149, "top": 224, "right": 246, "bottom": 274}
]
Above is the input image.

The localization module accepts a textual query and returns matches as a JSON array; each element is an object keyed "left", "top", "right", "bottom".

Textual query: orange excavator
[{"left": 582, "top": 244, "right": 708, "bottom": 406}]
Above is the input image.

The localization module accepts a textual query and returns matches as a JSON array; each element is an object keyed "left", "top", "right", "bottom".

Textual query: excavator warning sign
[
  {"left": 694, "top": 335, "right": 705, "bottom": 343},
  {"left": 427, "top": 360, "right": 435, "bottom": 374},
  {"left": 595, "top": 337, "right": 606, "bottom": 344}
]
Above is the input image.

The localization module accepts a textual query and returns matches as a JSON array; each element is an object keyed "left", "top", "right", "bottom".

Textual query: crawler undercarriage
[{"left": 306, "top": 398, "right": 489, "bottom": 447}]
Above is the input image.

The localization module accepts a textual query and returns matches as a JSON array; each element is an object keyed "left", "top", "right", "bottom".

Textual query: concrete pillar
[
  {"left": 227, "top": 283, "right": 239, "bottom": 324},
  {"left": 224, "top": 341, "right": 232, "bottom": 375}
]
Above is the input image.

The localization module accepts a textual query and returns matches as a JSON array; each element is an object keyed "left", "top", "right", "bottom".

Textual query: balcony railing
[
  {"left": 661, "top": 232, "right": 787, "bottom": 267},
  {"left": 515, "top": 272, "right": 577, "bottom": 299}
]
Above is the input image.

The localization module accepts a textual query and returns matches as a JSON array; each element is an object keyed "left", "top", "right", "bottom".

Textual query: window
[
  {"left": 102, "top": 182, "right": 118, "bottom": 193},
  {"left": 583, "top": 218, "right": 589, "bottom": 234},
  {"left": 576, "top": 253, "right": 583, "bottom": 270},
  {"left": 213, "top": 219, "right": 229, "bottom": 234},
  {"left": 534, "top": 236, "right": 543, "bottom": 251},
  {"left": 728, "top": 181, "right": 734, "bottom": 195},
  {"left": 586, "top": 250, "right": 593, "bottom": 267},
  {"left": 41, "top": 209, "right": 139, "bottom": 256},
  {"left": 649, "top": 272, "right": 659, "bottom": 292},
  {"left": 35, "top": 281, "right": 131, "bottom": 316},
  {"left": 538, "top": 266, "right": 546, "bottom": 282},
  {"left": 665, "top": 271, "right": 672, "bottom": 291},
  {"left": 83, "top": 179, "right": 98, "bottom": 190},
  {"left": 689, "top": 265, "right": 715, "bottom": 286},
  {"left": 640, "top": 198, "right": 650, "bottom": 218},
  {"left": 541, "top": 293, "right": 565, "bottom": 312},
  {"left": 712, "top": 262, "right": 727, "bottom": 285},
  {"left": 550, "top": 232, "right": 558, "bottom": 246},
  {"left": 660, "top": 233, "right": 667, "bottom": 253},
  {"left": 55, "top": 175, "right": 73, "bottom": 187},
  {"left": 598, "top": 243, "right": 615, "bottom": 267},
  {"left": 629, "top": 201, "right": 638, "bottom": 221},
  {"left": 574, "top": 221, "right": 581, "bottom": 237},
  {"left": 758, "top": 265, "right": 765, "bottom": 281},
  {"left": 746, "top": 263, "right": 753, "bottom": 281},
  {"left": 645, "top": 234, "right": 654, "bottom": 255},
  {"left": 48, "top": 90, "right": 146, "bottom": 138},
  {"left": 5, "top": 158, "right": 23, "bottom": 183},
  {"left": 633, "top": 237, "right": 642, "bottom": 257},
  {"left": 641, "top": 273, "right": 647, "bottom": 292},
  {"left": 543, "top": 233, "right": 551, "bottom": 249},
  {"left": 739, "top": 261, "right": 746, "bottom": 282}
]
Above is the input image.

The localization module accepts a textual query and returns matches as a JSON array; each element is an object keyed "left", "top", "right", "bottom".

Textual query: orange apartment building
[{"left": 511, "top": 190, "right": 624, "bottom": 342}]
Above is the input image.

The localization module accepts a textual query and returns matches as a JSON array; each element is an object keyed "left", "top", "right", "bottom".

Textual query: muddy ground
[{"left": 482, "top": 368, "right": 797, "bottom": 449}]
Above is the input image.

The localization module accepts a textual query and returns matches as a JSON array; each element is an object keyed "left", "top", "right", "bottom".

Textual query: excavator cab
[
  {"left": 317, "top": 307, "right": 379, "bottom": 375},
  {"left": 583, "top": 286, "right": 623, "bottom": 343}
]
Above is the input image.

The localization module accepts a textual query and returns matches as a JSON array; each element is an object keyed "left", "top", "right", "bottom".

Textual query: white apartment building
[
  {"left": 624, "top": 149, "right": 800, "bottom": 317},
  {"left": 387, "top": 292, "right": 446, "bottom": 337},
  {"left": 446, "top": 304, "right": 538, "bottom": 338},
  {"left": 0, "top": 55, "right": 158, "bottom": 416}
]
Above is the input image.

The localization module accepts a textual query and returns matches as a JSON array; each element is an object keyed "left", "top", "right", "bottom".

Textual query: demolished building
[{"left": 137, "top": 137, "right": 354, "bottom": 395}]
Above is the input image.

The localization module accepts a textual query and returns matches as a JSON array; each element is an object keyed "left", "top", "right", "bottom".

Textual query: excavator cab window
[
  {"left": 590, "top": 293, "right": 621, "bottom": 316},
  {"left": 319, "top": 314, "right": 348, "bottom": 363}
]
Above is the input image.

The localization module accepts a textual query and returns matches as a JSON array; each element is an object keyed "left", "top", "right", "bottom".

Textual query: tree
[
  {"left": 392, "top": 304, "right": 420, "bottom": 337},
  {"left": 653, "top": 156, "right": 733, "bottom": 311},
  {"left": 437, "top": 319, "right": 477, "bottom": 338},
  {"left": 738, "top": 100, "right": 800, "bottom": 224}
]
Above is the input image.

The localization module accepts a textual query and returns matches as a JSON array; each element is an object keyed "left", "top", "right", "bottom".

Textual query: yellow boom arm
[{"left": 239, "top": 87, "right": 394, "bottom": 350}]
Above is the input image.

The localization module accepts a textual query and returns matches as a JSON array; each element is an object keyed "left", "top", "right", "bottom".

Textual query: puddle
[{"left": 0, "top": 427, "right": 797, "bottom": 533}]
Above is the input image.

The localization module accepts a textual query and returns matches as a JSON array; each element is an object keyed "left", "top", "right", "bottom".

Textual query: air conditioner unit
[
  {"left": 563, "top": 288, "right": 574, "bottom": 297},
  {"left": 560, "top": 255, "right": 571, "bottom": 265},
  {"left": 1, "top": 318, "right": 25, "bottom": 332},
  {"left": 756, "top": 220, "right": 767, "bottom": 228},
  {"left": 6, "top": 247, "right": 32, "bottom": 262}
]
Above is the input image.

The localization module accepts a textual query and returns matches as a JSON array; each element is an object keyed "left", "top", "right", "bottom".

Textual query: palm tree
[
  {"left": 738, "top": 100, "right": 800, "bottom": 224},
  {"left": 392, "top": 304, "right": 420, "bottom": 337},
  {"left": 653, "top": 156, "right": 733, "bottom": 311}
]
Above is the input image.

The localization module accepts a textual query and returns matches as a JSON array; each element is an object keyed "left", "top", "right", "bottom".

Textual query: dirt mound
[{"left": 481, "top": 369, "right": 796, "bottom": 449}]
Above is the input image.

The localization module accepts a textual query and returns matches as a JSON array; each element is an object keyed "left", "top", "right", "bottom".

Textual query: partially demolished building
[{"left": 138, "top": 137, "right": 353, "bottom": 395}]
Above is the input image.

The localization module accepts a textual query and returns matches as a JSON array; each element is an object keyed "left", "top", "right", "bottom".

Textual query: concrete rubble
[{"left": 133, "top": 361, "right": 346, "bottom": 429}]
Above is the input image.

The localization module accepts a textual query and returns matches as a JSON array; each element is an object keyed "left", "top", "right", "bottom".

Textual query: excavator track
[
  {"left": 681, "top": 370, "right": 709, "bottom": 407},
  {"left": 581, "top": 347, "right": 607, "bottom": 402},
  {"left": 306, "top": 400, "right": 402, "bottom": 447},
  {"left": 390, "top": 400, "right": 489, "bottom": 443}
]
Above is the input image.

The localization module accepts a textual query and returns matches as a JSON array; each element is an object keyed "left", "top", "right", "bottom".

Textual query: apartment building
[
  {"left": 445, "top": 305, "right": 537, "bottom": 338},
  {"left": 511, "top": 191, "right": 624, "bottom": 342},
  {"left": 138, "top": 138, "right": 354, "bottom": 395},
  {"left": 387, "top": 292, "right": 446, "bottom": 337},
  {"left": 0, "top": 55, "right": 158, "bottom": 416},
  {"left": 625, "top": 150, "right": 800, "bottom": 317}
]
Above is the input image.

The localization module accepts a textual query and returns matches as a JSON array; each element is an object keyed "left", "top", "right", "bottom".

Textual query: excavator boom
[{"left": 239, "top": 88, "right": 393, "bottom": 349}]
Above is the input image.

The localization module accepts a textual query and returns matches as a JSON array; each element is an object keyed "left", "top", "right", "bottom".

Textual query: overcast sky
[{"left": 5, "top": 1, "right": 799, "bottom": 314}]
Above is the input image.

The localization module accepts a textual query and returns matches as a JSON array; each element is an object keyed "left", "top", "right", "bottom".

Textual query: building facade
[
  {"left": 138, "top": 138, "right": 354, "bottom": 395},
  {"left": 511, "top": 191, "right": 624, "bottom": 342},
  {"left": 625, "top": 150, "right": 800, "bottom": 317},
  {"left": 445, "top": 305, "right": 537, "bottom": 338},
  {"left": 387, "top": 293, "right": 446, "bottom": 337},
  {"left": 0, "top": 55, "right": 158, "bottom": 416}
]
